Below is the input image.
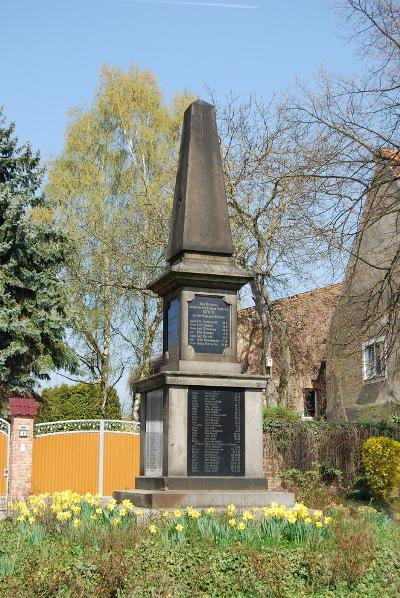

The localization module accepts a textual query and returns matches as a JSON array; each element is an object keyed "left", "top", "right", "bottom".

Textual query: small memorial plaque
[
  {"left": 145, "top": 389, "right": 163, "bottom": 477},
  {"left": 188, "top": 387, "right": 244, "bottom": 476},
  {"left": 188, "top": 295, "right": 230, "bottom": 354},
  {"left": 165, "top": 297, "right": 180, "bottom": 357}
]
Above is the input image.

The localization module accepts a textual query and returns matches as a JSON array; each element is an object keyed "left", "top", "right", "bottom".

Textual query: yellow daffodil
[
  {"left": 242, "top": 511, "right": 254, "bottom": 521},
  {"left": 28, "top": 516, "right": 35, "bottom": 525},
  {"left": 324, "top": 516, "right": 332, "bottom": 525},
  {"left": 207, "top": 507, "right": 216, "bottom": 515},
  {"left": 188, "top": 509, "right": 201, "bottom": 519},
  {"left": 238, "top": 522, "right": 246, "bottom": 531},
  {"left": 313, "top": 510, "right": 323, "bottom": 520},
  {"left": 227, "top": 503, "right": 236, "bottom": 517},
  {"left": 162, "top": 511, "right": 170, "bottom": 519},
  {"left": 149, "top": 524, "right": 157, "bottom": 534},
  {"left": 73, "top": 518, "right": 81, "bottom": 528},
  {"left": 315, "top": 521, "right": 323, "bottom": 529},
  {"left": 175, "top": 523, "right": 183, "bottom": 532},
  {"left": 228, "top": 518, "right": 236, "bottom": 527},
  {"left": 119, "top": 508, "right": 127, "bottom": 517},
  {"left": 122, "top": 499, "right": 134, "bottom": 511},
  {"left": 287, "top": 514, "right": 297, "bottom": 524},
  {"left": 112, "top": 517, "right": 121, "bottom": 526},
  {"left": 96, "top": 507, "right": 103, "bottom": 515},
  {"left": 174, "top": 510, "right": 182, "bottom": 519},
  {"left": 304, "top": 517, "right": 312, "bottom": 525},
  {"left": 90, "top": 514, "right": 97, "bottom": 521}
]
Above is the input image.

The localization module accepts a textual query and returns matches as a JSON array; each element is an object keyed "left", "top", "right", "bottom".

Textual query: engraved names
[
  {"left": 188, "top": 296, "right": 230, "bottom": 354},
  {"left": 144, "top": 390, "right": 163, "bottom": 476},
  {"left": 188, "top": 387, "right": 244, "bottom": 476}
]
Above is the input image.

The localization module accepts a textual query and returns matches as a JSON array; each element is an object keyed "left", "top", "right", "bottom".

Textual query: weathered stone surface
[
  {"left": 135, "top": 476, "right": 268, "bottom": 491},
  {"left": 113, "top": 489, "right": 295, "bottom": 509},
  {"left": 167, "top": 100, "right": 234, "bottom": 262}
]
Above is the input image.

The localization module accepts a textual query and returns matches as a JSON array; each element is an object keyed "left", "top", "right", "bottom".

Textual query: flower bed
[
  {"left": 9, "top": 491, "right": 333, "bottom": 545},
  {"left": 2, "top": 492, "right": 399, "bottom": 597}
]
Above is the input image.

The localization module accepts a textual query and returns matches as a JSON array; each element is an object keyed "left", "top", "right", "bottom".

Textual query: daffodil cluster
[
  {"left": 8, "top": 491, "right": 142, "bottom": 531},
  {"left": 145, "top": 502, "right": 334, "bottom": 539},
  {"left": 261, "top": 502, "right": 332, "bottom": 528}
]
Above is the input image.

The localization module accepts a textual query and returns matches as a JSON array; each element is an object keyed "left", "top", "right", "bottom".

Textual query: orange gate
[
  {"left": 32, "top": 420, "right": 140, "bottom": 496},
  {"left": 0, "top": 418, "right": 10, "bottom": 499}
]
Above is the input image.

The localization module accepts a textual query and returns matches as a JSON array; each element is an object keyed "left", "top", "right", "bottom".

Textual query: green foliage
[
  {"left": 280, "top": 463, "right": 343, "bottom": 507},
  {"left": 0, "top": 109, "right": 74, "bottom": 397},
  {"left": 38, "top": 383, "right": 121, "bottom": 421},
  {"left": 47, "top": 66, "right": 194, "bottom": 404},
  {"left": 263, "top": 406, "right": 300, "bottom": 425},
  {"left": 362, "top": 436, "right": 400, "bottom": 501}
]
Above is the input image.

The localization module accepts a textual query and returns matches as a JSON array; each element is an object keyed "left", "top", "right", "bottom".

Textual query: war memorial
[{"left": 114, "top": 100, "right": 294, "bottom": 508}]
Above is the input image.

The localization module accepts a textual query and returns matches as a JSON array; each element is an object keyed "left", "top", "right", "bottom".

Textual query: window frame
[
  {"left": 362, "top": 336, "right": 387, "bottom": 382},
  {"left": 302, "top": 389, "right": 317, "bottom": 420}
]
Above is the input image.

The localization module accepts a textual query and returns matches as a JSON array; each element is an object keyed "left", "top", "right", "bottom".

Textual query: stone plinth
[{"left": 114, "top": 488, "right": 295, "bottom": 509}]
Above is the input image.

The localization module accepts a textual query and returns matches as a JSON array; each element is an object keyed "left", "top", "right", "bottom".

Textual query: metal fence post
[{"left": 98, "top": 420, "right": 105, "bottom": 496}]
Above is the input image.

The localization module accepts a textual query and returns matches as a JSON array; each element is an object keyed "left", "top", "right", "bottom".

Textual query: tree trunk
[
  {"left": 132, "top": 296, "right": 163, "bottom": 420},
  {"left": 250, "top": 277, "right": 279, "bottom": 406},
  {"left": 276, "top": 316, "right": 290, "bottom": 407}
]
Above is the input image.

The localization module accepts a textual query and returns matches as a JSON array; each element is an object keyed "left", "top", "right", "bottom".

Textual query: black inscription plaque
[
  {"left": 188, "top": 295, "right": 230, "bottom": 354},
  {"left": 163, "top": 297, "right": 180, "bottom": 357},
  {"left": 188, "top": 387, "right": 244, "bottom": 476}
]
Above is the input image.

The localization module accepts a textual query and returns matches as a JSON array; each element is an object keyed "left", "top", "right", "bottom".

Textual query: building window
[
  {"left": 362, "top": 337, "right": 386, "bottom": 380},
  {"left": 303, "top": 389, "right": 317, "bottom": 418}
]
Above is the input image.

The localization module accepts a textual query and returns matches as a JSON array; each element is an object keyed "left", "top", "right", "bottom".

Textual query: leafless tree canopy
[{"left": 288, "top": 0, "right": 400, "bottom": 354}]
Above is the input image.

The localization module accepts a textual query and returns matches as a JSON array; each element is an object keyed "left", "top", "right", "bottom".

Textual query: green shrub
[
  {"left": 280, "top": 463, "right": 343, "bottom": 507},
  {"left": 362, "top": 436, "right": 400, "bottom": 501},
  {"left": 263, "top": 406, "right": 300, "bottom": 425},
  {"left": 38, "top": 383, "right": 121, "bottom": 422}
]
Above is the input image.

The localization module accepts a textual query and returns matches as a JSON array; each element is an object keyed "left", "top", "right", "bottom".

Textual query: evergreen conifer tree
[{"left": 0, "top": 109, "right": 73, "bottom": 400}]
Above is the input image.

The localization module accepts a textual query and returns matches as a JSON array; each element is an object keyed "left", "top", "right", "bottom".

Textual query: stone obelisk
[{"left": 114, "top": 100, "right": 294, "bottom": 508}]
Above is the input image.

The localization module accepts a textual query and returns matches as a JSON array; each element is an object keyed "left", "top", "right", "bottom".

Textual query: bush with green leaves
[
  {"left": 263, "top": 406, "right": 300, "bottom": 425},
  {"left": 362, "top": 436, "right": 400, "bottom": 501},
  {"left": 38, "top": 383, "right": 121, "bottom": 421}
]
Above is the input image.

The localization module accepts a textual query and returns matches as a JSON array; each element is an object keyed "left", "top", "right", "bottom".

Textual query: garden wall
[{"left": 263, "top": 420, "right": 400, "bottom": 489}]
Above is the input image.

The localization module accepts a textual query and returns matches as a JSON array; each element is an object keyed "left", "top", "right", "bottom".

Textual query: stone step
[{"left": 113, "top": 489, "right": 295, "bottom": 509}]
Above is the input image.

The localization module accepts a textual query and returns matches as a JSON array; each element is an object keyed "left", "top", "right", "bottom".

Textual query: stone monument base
[{"left": 113, "top": 488, "right": 295, "bottom": 509}]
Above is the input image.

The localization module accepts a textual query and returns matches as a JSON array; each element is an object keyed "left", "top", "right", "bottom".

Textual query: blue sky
[{"left": 2, "top": 0, "right": 358, "bottom": 160}]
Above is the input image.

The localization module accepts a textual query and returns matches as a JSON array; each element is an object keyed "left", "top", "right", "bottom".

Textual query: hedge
[
  {"left": 264, "top": 419, "right": 400, "bottom": 486},
  {"left": 38, "top": 383, "right": 121, "bottom": 422}
]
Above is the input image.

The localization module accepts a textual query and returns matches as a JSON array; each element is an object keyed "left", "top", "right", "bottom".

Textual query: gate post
[{"left": 8, "top": 397, "right": 37, "bottom": 499}]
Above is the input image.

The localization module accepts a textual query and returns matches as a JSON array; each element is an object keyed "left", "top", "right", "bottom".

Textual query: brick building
[{"left": 238, "top": 284, "right": 341, "bottom": 417}]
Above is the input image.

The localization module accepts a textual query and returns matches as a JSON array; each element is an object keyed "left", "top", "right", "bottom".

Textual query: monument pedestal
[{"left": 113, "top": 371, "right": 295, "bottom": 508}]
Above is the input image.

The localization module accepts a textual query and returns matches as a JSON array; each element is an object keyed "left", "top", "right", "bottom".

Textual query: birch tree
[{"left": 47, "top": 66, "right": 193, "bottom": 416}]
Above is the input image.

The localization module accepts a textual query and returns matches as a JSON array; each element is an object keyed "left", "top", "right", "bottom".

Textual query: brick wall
[{"left": 238, "top": 284, "right": 341, "bottom": 414}]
